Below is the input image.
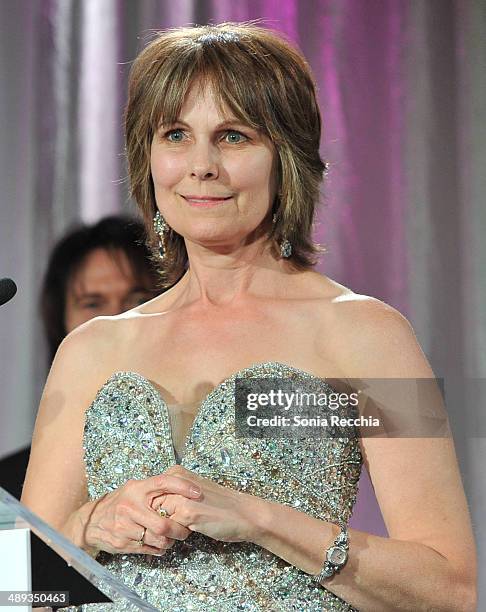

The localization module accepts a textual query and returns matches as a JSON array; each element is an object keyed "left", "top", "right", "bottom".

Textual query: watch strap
[{"left": 312, "top": 522, "right": 349, "bottom": 583}]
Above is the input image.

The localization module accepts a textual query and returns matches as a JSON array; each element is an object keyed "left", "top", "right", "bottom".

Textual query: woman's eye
[
  {"left": 166, "top": 129, "right": 185, "bottom": 142},
  {"left": 224, "top": 131, "right": 247, "bottom": 144}
]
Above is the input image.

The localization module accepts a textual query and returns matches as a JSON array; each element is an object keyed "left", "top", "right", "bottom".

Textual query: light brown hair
[{"left": 125, "top": 22, "right": 328, "bottom": 288}]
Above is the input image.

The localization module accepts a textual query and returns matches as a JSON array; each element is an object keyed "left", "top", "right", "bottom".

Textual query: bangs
[{"left": 147, "top": 35, "right": 284, "bottom": 140}]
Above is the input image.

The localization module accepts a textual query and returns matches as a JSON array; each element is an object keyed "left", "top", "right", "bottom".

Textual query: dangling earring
[
  {"left": 272, "top": 212, "right": 292, "bottom": 258},
  {"left": 153, "top": 210, "right": 170, "bottom": 260},
  {"left": 279, "top": 238, "right": 292, "bottom": 258}
]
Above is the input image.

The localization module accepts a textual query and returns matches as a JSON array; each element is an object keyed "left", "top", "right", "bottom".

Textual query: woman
[{"left": 21, "top": 23, "right": 477, "bottom": 611}]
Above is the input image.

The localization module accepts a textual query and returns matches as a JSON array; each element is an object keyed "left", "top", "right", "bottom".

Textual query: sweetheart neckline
[
  {"left": 109, "top": 360, "right": 325, "bottom": 405},
  {"left": 91, "top": 361, "right": 330, "bottom": 465}
]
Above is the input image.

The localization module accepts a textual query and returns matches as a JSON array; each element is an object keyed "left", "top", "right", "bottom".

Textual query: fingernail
[{"left": 190, "top": 486, "right": 201, "bottom": 497}]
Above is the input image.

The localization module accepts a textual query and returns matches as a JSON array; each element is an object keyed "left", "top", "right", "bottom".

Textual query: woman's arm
[
  {"left": 21, "top": 318, "right": 197, "bottom": 557},
  {"left": 21, "top": 319, "right": 112, "bottom": 534},
  {"left": 253, "top": 300, "right": 477, "bottom": 611},
  {"left": 154, "top": 300, "right": 477, "bottom": 612},
  {"left": 250, "top": 440, "right": 475, "bottom": 611}
]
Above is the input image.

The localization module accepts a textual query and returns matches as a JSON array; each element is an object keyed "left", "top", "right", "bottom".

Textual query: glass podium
[{"left": 0, "top": 487, "right": 158, "bottom": 611}]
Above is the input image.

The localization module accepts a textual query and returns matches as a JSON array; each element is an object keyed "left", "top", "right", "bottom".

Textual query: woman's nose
[{"left": 189, "top": 142, "right": 219, "bottom": 180}]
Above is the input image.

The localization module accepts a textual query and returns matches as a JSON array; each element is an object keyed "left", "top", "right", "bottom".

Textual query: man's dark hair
[{"left": 40, "top": 215, "right": 160, "bottom": 362}]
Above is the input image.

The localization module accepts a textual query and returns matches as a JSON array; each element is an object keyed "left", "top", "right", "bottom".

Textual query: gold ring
[
  {"left": 137, "top": 526, "right": 147, "bottom": 546},
  {"left": 158, "top": 505, "right": 170, "bottom": 518}
]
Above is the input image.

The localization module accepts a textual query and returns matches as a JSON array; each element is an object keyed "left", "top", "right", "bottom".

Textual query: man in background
[
  {"left": 0, "top": 215, "right": 161, "bottom": 605},
  {"left": 1, "top": 214, "right": 161, "bottom": 497}
]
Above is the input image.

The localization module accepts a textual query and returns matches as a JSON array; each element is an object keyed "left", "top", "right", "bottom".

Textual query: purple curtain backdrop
[{"left": 2, "top": 0, "right": 485, "bottom": 589}]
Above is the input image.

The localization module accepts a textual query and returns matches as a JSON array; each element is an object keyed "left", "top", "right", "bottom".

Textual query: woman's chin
[
  {"left": 184, "top": 235, "right": 253, "bottom": 254},
  {"left": 182, "top": 227, "right": 250, "bottom": 247}
]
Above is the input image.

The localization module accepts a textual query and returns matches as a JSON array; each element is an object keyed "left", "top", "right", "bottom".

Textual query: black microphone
[{"left": 0, "top": 278, "right": 17, "bottom": 306}]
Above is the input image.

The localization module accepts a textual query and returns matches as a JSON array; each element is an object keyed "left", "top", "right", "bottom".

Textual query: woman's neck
[{"left": 178, "top": 242, "right": 291, "bottom": 306}]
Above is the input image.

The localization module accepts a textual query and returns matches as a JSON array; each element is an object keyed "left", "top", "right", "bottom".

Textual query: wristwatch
[{"left": 312, "top": 522, "right": 349, "bottom": 582}]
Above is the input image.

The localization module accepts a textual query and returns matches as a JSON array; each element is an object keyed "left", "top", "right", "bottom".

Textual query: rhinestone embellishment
[{"left": 82, "top": 364, "right": 361, "bottom": 611}]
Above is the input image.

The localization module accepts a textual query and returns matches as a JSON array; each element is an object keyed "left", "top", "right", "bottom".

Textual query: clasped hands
[{"left": 85, "top": 465, "right": 262, "bottom": 556}]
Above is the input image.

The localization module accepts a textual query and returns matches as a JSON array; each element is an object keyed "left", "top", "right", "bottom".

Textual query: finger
[
  {"left": 142, "top": 473, "right": 202, "bottom": 499},
  {"left": 149, "top": 493, "right": 169, "bottom": 513},
  {"left": 157, "top": 518, "right": 191, "bottom": 541},
  {"left": 130, "top": 542, "right": 168, "bottom": 556},
  {"left": 149, "top": 514, "right": 191, "bottom": 541},
  {"left": 127, "top": 522, "right": 176, "bottom": 551},
  {"left": 139, "top": 518, "right": 191, "bottom": 548},
  {"left": 131, "top": 524, "right": 148, "bottom": 544},
  {"left": 105, "top": 525, "right": 167, "bottom": 556},
  {"left": 143, "top": 531, "right": 177, "bottom": 550},
  {"left": 150, "top": 493, "right": 171, "bottom": 513},
  {"left": 130, "top": 507, "right": 191, "bottom": 541},
  {"left": 149, "top": 495, "right": 195, "bottom": 538}
]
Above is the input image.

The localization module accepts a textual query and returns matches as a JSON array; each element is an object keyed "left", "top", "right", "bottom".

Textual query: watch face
[{"left": 327, "top": 546, "right": 348, "bottom": 566}]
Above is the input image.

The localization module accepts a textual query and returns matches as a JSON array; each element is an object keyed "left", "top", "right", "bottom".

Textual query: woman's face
[
  {"left": 150, "top": 82, "right": 278, "bottom": 250},
  {"left": 64, "top": 248, "right": 154, "bottom": 333}
]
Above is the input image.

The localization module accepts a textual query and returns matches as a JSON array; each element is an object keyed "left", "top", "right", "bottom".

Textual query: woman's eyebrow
[
  {"left": 215, "top": 119, "right": 252, "bottom": 130},
  {"left": 159, "top": 119, "right": 252, "bottom": 130}
]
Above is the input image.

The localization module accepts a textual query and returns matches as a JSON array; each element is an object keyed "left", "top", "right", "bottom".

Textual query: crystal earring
[
  {"left": 153, "top": 210, "right": 169, "bottom": 259},
  {"left": 272, "top": 212, "right": 292, "bottom": 258},
  {"left": 279, "top": 239, "right": 292, "bottom": 258}
]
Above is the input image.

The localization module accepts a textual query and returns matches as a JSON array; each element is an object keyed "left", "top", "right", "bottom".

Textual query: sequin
[
  {"left": 79, "top": 362, "right": 362, "bottom": 611},
  {"left": 220, "top": 447, "right": 231, "bottom": 467}
]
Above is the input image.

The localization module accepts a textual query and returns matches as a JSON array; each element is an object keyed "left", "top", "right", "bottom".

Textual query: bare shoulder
[
  {"left": 47, "top": 315, "right": 130, "bottom": 410},
  {"left": 55, "top": 315, "right": 122, "bottom": 372},
  {"left": 317, "top": 282, "right": 434, "bottom": 379},
  {"left": 331, "top": 292, "right": 411, "bottom": 336}
]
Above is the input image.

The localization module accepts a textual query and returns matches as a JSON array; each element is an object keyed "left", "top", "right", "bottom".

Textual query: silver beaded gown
[{"left": 82, "top": 362, "right": 362, "bottom": 611}]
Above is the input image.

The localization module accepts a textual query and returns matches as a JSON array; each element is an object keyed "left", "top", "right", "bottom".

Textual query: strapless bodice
[{"left": 82, "top": 362, "right": 362, "bottom": 611}]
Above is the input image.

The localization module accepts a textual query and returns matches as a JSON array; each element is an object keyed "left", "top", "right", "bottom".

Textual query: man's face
[{"left": 64, "top": 248, "right": 154, "bottom": 332}]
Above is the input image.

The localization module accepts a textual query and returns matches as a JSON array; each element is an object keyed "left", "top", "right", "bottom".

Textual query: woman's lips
[{"left": 182, "top": 195, "right": 233, "bottom": 208}]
